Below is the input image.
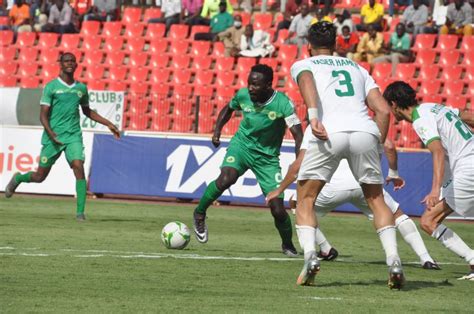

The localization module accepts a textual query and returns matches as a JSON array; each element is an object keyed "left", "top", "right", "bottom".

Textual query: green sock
[
  {"left": 195, "top": 181, "right": 223, "bottom": 215},
  {"left": 274, "top": 213, "right": 293, "bottom": 245},
  {"left": 15, "top": 172, "right": 33, "bottom": 184},
  {"left": 76, "top": 179, "right": 87, "bottom": 214}
]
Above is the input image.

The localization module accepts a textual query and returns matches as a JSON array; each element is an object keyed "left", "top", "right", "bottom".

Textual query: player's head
[
  {"left": 307, "top": 21, "right": 336, "bottom": 53},
  {"left": 248, "top": 64, "right": 273, "bottom": 103},
  {"left": 59, "top": 52, "right": 77, "bottom": 76},
  {"left": 383, "top": 81, "right": 418, "bottom": 121}
]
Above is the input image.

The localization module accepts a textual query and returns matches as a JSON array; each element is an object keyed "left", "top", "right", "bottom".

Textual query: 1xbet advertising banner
[
  {"left": 0, "top": 126, "right": 94, "bottom": 195},
  {"left": 90, "top": 133, "right": 435, "bottom": 216}
]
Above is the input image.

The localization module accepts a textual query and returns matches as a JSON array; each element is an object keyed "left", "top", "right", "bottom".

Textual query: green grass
[{"left": 0, "top": 195, "right": 472, "bottom": 313}]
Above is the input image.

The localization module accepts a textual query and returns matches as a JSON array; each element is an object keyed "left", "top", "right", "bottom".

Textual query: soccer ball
[{"left": 161, "top": 221, "right": 191, "bottom": 249}]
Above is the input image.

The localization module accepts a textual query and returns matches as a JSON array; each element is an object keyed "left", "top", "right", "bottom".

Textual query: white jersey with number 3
[{"left": 291, "top": 55, "right": 380, "bottom": 137}]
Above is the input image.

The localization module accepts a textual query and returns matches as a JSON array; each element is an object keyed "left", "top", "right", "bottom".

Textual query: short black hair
[
  {"left": 383, "top": 81, "right": 417, "bottom": 109},
  {"left": 59, "top": 52, "right": 76, "bottom": 62},
  {"left": 307, "top": 21, "right": 336, "bottom": 50},
  {"left": 341, "top": 25, "right": 350, "bottom": 32},
  {"left": 250, "top": 64, "right": 273, "bottom": 84}
]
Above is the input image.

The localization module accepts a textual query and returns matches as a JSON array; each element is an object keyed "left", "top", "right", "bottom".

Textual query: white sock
[
  {"left": 396, "top": 214, "right": 434, "bottom": 265},
  {"left": 315, "top": 228, "right": 332, "bottom": 254},
  {"left": 432, "top": 224, "right": 474, "bottom": 264},
  {"left": 296, "top": 225, "right": 316, "bottom": 261},
  {"left": 377, "top": 225, "right": 400, "bottom": 266}
]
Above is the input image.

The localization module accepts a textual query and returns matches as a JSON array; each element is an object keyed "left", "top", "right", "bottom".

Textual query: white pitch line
[{"left": 300, "top": 296, "right": 343, "bottom": 301}]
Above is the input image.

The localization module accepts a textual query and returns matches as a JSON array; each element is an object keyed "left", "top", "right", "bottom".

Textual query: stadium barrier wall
[{"left": 90, "top": 133, "right": 435, "bottom": 216}]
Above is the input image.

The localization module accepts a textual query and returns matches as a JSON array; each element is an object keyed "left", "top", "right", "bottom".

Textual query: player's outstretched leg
[
  {"left": 268, "top": 198, "right": 297, "bottom": 257},
  {"left": 71, "top": 160, "right": 87, "bottom": 222},
  {"left": 394, "top": 211, "right": 439, "bottom": 270},
  {"left": 5, "top": 172, "right": 21, "bottom": 198},
  {"left": 5, "top": 168, "right": 51, "bottom": 198}
]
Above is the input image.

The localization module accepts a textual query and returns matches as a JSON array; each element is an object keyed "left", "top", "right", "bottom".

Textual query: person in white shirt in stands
[
  {"left": 239, "top": 24, "right": 275, "bottom": 58},
  {"left": 267, "top": 135, "right": 440, "bottom": 270},
  {"left": 290, "top": 21, "right": 404, "bottom": 289},
  {"left": 383, "top": 81, "right": 474, "bottom": 281},
  {"left": 148, "top": 0, "right": 181, "bottom": 34}
]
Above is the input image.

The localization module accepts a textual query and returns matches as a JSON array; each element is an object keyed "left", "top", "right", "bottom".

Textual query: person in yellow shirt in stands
[
  {"left": 195, "top": 0, "right": 233, "bottom": 25},
  {"left": 357, "top": 0, "right": 384, "bottom": 31},
  {"left": 310, "top": 8, "right": 332, "bottom": 24},
  {"left": 352, "top": 23, "right": 384, "bottom": 63},
  {"left": 9, "top": 0, "right": 33, "bottom": 32}
]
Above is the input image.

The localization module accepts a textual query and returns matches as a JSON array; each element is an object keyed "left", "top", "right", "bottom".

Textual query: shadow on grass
[{"left": 316, "top": 279, "right": 453, "bottom": 291}]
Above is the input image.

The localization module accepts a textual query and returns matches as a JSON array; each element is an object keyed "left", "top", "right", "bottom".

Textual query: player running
[
  {"left": 193, "top": 64, "right": 304, "bottom": 256},
  {"left": 290, "top": 21, "right": 404, "bottom": 289},
  {"left": 4, "top": 52, "right": 120, "bottom": 221},
  {"left": 383, "top": 81, "right": 474, "bottom": 281},
  {"left": 267, "top": 131, "right": 440, "bottom": 270}
]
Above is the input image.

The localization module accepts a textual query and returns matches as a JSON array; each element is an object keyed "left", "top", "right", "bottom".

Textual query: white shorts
[
  {"left": 315, "top": 188, "right": 399, "bottom": 219},
  {"left": 298, "top": 131, "right": 383, "bottom": 185},
  {"left": 441, "top": 160, "right": 474, "bottom": 217}
]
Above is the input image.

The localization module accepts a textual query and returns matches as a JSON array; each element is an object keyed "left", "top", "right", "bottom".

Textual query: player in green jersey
[
  {"left": 4, "top": 52, "right": 120, "bottom": 221},
  {"left": 193, "top": 64, "right": 304, "bottom": 256}
]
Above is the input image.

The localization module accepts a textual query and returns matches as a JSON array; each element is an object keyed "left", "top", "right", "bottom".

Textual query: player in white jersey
[
  {"left": 268, "top": 128, "right": 440, "bottom": 269},
  {"left": 289, "top": 21, "right": 404, "bottom": 289},
  {"left": 383, "top": 81, "right": 474, "bottom": 280}
]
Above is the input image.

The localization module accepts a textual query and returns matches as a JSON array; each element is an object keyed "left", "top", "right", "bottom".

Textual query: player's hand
[
  {"left": 212, "top": 134, "right": 221, "bottom": 148},
  {"left": 265, "top": 190, "right": 281, "bottom": 205},
  {"left": 49, "top": 132, "right": 63, "bottom": 145},
  {"left": 421, "top": 190, "right": 441, "bottom": 208},
  {"left": 385, "top": 176, "right": 405, "bottom": 191},
  {"left": 310, "top": 119, "right": 328, "bottom": 140},
  {"left": 108, "top": 123, "right": 121, "bottom": 139}
]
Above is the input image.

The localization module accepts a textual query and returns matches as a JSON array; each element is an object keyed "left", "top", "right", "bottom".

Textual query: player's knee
[
  {"left": 217, "top": 174, "right": 237, "bottom": 190},
  {"left": 420, "top": 214, "right": 436, "bottom": 234},
  {"left": 32, "top": 172, "right": 47, "bottom": 183},
  {"left": 269, "top": 203, "right": 287, "bottom": 221}
]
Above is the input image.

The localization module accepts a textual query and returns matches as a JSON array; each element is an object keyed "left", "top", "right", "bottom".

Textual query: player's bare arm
[
  {"left": 459, "top": 111, "right": 474, "bottom": 128},
  {"left": 81, "top": 106, "right": 121, "bottom": 139},
  {"left": 422, "top": 139, "right": 445, "bottom": 208},
  {"left": 289, "top": 124, "right": 303, "bottom": 156},
  {"left": 211, "top": 105, "right": 234, "bottom": 148},
  {"left": 384, "top": 139, "right": 405, "bottom": 190},
  {"left": 40, "top": 105, "right": 63, "bottom": 145},
  {"left": 296, "top": 71, "right": 328, "bottom": 140},
  {"left": 366, "top": 88, "right": 390, "bottom": 144}
]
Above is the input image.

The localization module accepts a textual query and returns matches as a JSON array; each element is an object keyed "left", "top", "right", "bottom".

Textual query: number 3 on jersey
[{"left": 332, "top": 70, "right": 355, "bottom": 97}]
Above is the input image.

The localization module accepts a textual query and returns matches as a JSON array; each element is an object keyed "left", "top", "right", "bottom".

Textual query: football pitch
[{"left": 1, "top": 195, "right": 472, "bottom": 313}]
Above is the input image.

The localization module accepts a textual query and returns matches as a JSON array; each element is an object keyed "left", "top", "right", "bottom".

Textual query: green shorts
[
  {"left": 221, "top": 143, "right": 283, "bottom": 197},
  {"left": 39, "top": 141, "right": 85, "bottom": 168}
]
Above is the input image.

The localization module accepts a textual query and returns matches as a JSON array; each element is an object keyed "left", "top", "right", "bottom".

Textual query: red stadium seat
[
  {"left": 80, "top": 21, "right": 101, "bottom": 37},
  {"left": 81, "top": 35, "right": 102, "bottom": 51},
  {"left": 461, "top": 51, "right": 474, "bottom": 67},
  {"left": 129, "top": 52, "right": 148, "bottom": 67},
  {"left": 149, "top": 38, "right": 169, "bottom": 54},
  {"left": 240, "top": 11, "right": 251, "bottom": 25},
  {"left": 0, "top": 74, "right": 17, "bottom": 87},
  {"left": 195, "top": 84, "right": 214, "bottom": 97},
  {"left": 0, "top": 16, "right": 8, "bottom": 26},
  {"left": 413, "top": 50, "right": 436, "bottom": 66},
  {"left": 287, "top": 89, "right": 303, "bottom": 103},
  {"left": 236, "top": 57, "right": 256, "bottom": 73},
  {"left": 358, "top": 61, "right": 370, "bottom": 73},
  {"left": 189, "top": 25, "right": 211, "bottom": 39},
  {"left": 460, "top": 36, "right": 474, "bottom": 53},
  {"left": 419, "top": 80, "right": 441, "bottom": 95},
  {"left": 129, "top": 81, "right": 149, "bottom": 95},
  {"left": 422, "top": 94, "right": 443, "bottom": 104},
  {"left": 82, "top": 50, "right": 104, "bottom": 66},
  {"left": 150, "top": 82, "right": 171, "bottom": 95},
  {"left": 372, "top": 63, "right": 392, "bottom": 81},
  {"left": 107, "top": 65, "right": 128, "bottom": 82},
  {"left": 406, "top": 78, "right": 419, "bottom": 91},
  {"left": 124, "top": 23, "right": 145, "bottom": 39},
  {"left": 104, "top": 51, "right": 126, "bottom": 67},
  {"left": 16, "top": 62, "right": 38, "bottom": 78},
  {"left": 393, "top": 63, "right": 416, "bottom": 80},
  {"left": 468, "top": 81, "right": 474, "bottom": 96},
  {"left": 37, "top": 33, "right": 59, "bottom": 49},
  {"left": 465, "top": 66, "right": 474, "bottom": 81},
  {"left": 254, "top": 12, "right": 273, "bottom": 29},
  {"left": 259, "top": 58, "right": 278, "bottom": 71},
  {"left": 87, "top": 79, "right": 106, "bottom": 91},
  {"left": 442, "top": 80, "right": 465, "bottom": 97},
  {"left": 417, "top": 65, "right": 440, "bottom": 81},
  {"left": 194, "top": 70, "right": 214, "bottom": 85},
  {"left": 127, "top": 115, "right": 150, "bottom": 131},
  {"left": 20, "top": 76, "right": 40, "bottom": 88},
  {"left": 438, "top": 50, "right": 461, "bottom": 67},
  {"left": 39, "top": 48, "right": 60, "bottom": 64},
  {"left": 15, "top": 32, "right": 36, "bottom": 47},
  {"left": 125, "top": 37, "right": 145, "bottom": 53},
  {"left": 150, "top": 116, "right": 172, "bottom": 131},
  {"left": 143, "top": 7, "right": 162, "bottom": 21},
  {"left": 144, "top": 23, "right": 166, "bottom": 41},
  {"left": 278, "top": 45, "right": 298, "bottom": 61},
  {"left": 215, "top": 56, "right": 234, "bottom": 72},
  {"left": 122, "top": 7, "right": 142, "bottom": 24},
  {"left": 211, "top": 42, "right": 225, "bottom": 58},
  {"left": 172, "top": 69, "right": 192, "bottom": 85},
  {"left": 0, "top": 46, "right": 16, "bottom": 62},
  {"left": 171, "top": 55, "right": 191, "bottom": 69},
  {"left": 222, "top": 117, "right": 241, "bottom": 135},
  {"left": 101, "top": 22, "right": 123, "bottom": 38},
  {"left": 174, "top": 101, "right": 193, "bottom": 116},
  {"left": 74, "top": 64, "right": 85, "bottom": 79},
  {"left": 191, "top": 40, "right": 211, "bottom": 56},
  {"left": 0, "top": 61, "right": 18, "bottom": 76},
  {"left": 192, "top": 56, "right": 212, "bottom": 71},
  {"left": 440, "top": 65, "right": 463, "bottom": 81},
  {"left": 168, "top": 24, "right": 189, "bottom": 40},
  {"left": 216, "top": 86, "right": 235, "bottom": 104},
  {"left": 0, "top": 30, "right": 14, "bottom": 46},
  {"left": 108, "top": 80, "right": 127, "bottom": 91},
  {"left": 150, "top": 68, "right": 172, "bottom": 84},
  {"left": 434, "top": 34, "right": 459, "bottom": 52},
  {"left": 169, "top": 40, "right": 189, "bottom": 54},
  {"left": 173, "top": 84, "right": 193, "bottom": 100},
  {"left": 216, "top": 71, "right": 235, "bottom": 87},
  {"left": 274, "top": 29, "right": 289, "bottom": 47},
  {"left": 149, "top": 53, "right": 170, "bottom": 68},
  {"left": 127, "top": 67, "right": 150, "bottom": 83},
  {"left": 18, "top": 47, "right": 39, "bottom": 63},
  {"left": 59, "top": 34, "right": 80, "bottom": 51},
  {"left": 376, "top": 77, "right": 396, "bottom": 92},
  {"left": 171, "top": 117, "right": 194, "bottom": 133},
  {"left": 445, "top": 95, "right": 467, "bottom": 110},
  {"left": 103, "top": 36, "right": 124, "bottom": 52},
  {"left": 198, "top": 116, "right": 215, "bottom": 133},
  {"left": 83, "top": 64, "right": 105, "bottom": 82}
]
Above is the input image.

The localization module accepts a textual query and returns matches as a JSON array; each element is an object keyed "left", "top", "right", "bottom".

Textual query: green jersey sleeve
[
  {"left": 40, "top": 83, "right": 53, "bottom": 106},
  {"left": 228, "top": 89, "right": 244, "bottom": 110}
]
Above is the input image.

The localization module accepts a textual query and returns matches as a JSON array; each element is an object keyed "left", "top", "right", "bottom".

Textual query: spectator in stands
[
  {"left": 310, "top": 0, "right": 332, "bottom": 15},
  {"left": 401, "top": 0, "right": 428, "bottom": 37},
  {"left": 310, "top": 7, "right": 332, "bottom": 24},
  {"left": 181, "top": 0, "right": 203, "bottom": 25},
  {"left": 240, "top": 24, "right": 275, "bottom": 57},
  {"left": 388, "top": 0, "right": 411, "bottom": 17},
  {"left": 194, "top": 1, "right": 233, "bottom": 41},
  {"left": 196, "top": 0, "right": 233, "bottom": 25},
  {"left": 356, "top": 0, "right": 384, "bottom": 31},
  {"left": 32, "top": 0, "right": 52, "bottom": 31},
  {"left": 238, "top": 0, "right": 253, "bottom": 13},
  {"left": 373, "top": 23, "right": 411, "bottom": 75},
  {"left": 148, "top": 0, "right": 181, "bottom": 33},
  {"left": 83, "top": 0, "right": 116, "bottom": 22},
  {"left": 423, "top": 0, "right": 448, "bottom": 33},
  {"left": 352, "top": 23, "right": 384, "bottom": 63},
  {"left": 9, "top": 0, "right": 32, "bottom": 32},
  {"left": 41, "top": 0, "right": 76, "bottom": 33},
  {"left": 440, "top": 0, "right": 472, "bottom": 36},
  {"left": 285, "top": 3, "right": 312, "bottom": 49},
  {"left": 273, "top": 0, "right": 307, "bottom": 42},
  {"left": 217, "top": 14, "right": 245, "bottom": 56},
  {"left": 333, "top": 8, "right": 354, "bottom": 35},
  {"left": 335, "top": 25, "right": 359, "bottom": 58}
]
